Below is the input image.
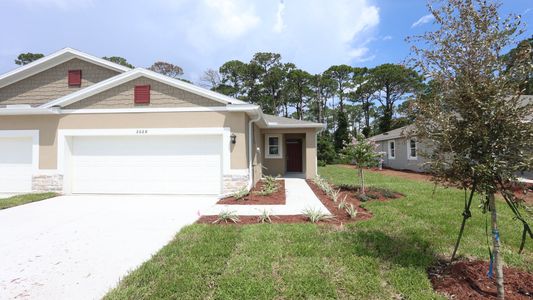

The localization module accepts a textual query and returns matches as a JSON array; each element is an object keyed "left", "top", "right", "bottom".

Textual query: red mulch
[
  {"left": 217, "top": 180, "right": 285, "bottom": 205},
  {"left": 429, "top": 260, "right": 533, "bottom": 299},
  {"left": 197, "top": 179, "right": 402, "bottom": 225}
]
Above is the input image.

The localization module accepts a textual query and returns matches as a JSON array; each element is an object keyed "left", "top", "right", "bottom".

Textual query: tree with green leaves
[
  {"left": 216, "top": 60, "right": 248, "bottom": 98},
  {"left": 409, "top": 0, "right": 532, "bottom": 298},
  {"left": 333, "top": 110, "right": 350, "bottom": 152},
  {"left": 309, "top": 74, "right": 336, "bottom": 124},
  {"left": 148, "top": 61, "right": 184, "bottom": 78},
  {"left": 343, "top": 134, "right": 380, "bottom": 195},
  {"left": 15, "top": 53, "right": 44, "bottom": 65},
  {"left": 371, "top": 64, "right": 422, "bottom": 133},
  {"left": 102, "top": 56, "right": 134, "bottom": 68},
  {"left": 502, "top": 36, "right": 533, "bottom": 94},
  {"left": 324, "top": 65, "right": 354, "bottom": 112},
  {"left": 317, "top": 132, "right": 337, "bottom": 165},
  {"left": 350, "top": 68, "right": 376, "bottom": 137},
  {"left": 285, "top": 69, "right": 313, "bottom": 120}
]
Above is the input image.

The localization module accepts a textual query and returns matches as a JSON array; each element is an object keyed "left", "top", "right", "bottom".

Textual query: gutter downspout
[{"left": 247, "top": 111, "right": 262, "bottom": 190}]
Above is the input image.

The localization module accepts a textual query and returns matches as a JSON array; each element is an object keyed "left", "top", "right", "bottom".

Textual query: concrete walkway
[{"left": 203, "top": 178, "right": 330, "bottom": 216}]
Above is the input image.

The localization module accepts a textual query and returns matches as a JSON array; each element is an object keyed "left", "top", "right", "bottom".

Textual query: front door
[{"left": 286, "top": 139, "right": 303, "bottom": 173}]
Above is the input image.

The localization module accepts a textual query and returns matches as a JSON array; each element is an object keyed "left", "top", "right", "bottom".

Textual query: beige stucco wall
[
  {"left": 0, "top": 58, "right": 120, "bottom": 107},
  {"left": 65, "top": 77, "right": 221, "bottom": 109},
  {"left": 261, "top": 128, "right": 318, "bottom": 179},
  {"left": 0, "top": 111, "right": 248, "bottom": 170}
]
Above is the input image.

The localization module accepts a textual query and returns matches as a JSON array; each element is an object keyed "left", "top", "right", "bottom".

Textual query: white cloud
[
  {"left": 411, "top": 14, "right": 434, "bottom": 28},
  {"left": 204, "top": 0, "right": 260, "bottom": 40},
  {"left": 382, "top": 35, "right": 392, "bottom": 41},
  {"left": 273, "top": 0, "right": 286, "bottom": 33}
]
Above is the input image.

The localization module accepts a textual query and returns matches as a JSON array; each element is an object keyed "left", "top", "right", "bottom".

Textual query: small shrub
[
  {"left": 213, "top": 210, "right": 240, "bottom": 224},
  {"left": 254, "top": 175, "right": 279, "bottom": 196},
  {"left": 302, "top": 207, "right": 334, "bottom": 223},
  {"left": 232, "top": 186, "right": 249, "bottom": 200},
  {"left": 338, "top": 197, "right": 347, "bottom": 210},
  {"left": 258, "top": 209, "right": 273, "bottom": 224},
  {"left": 317, "top": 160, "right": 327, "bottom": 167},
  {"left": 330, "top": 189, "right": 341, "bottom": 203},
  {"left": 358, "top": 194, "right": 371, "bottom": 202},
  {"left": 346, "top": 204, "right": 358, "bottom": 219},
  {"left": 366, "top": 193, "right": 379, "bottom": 200}
]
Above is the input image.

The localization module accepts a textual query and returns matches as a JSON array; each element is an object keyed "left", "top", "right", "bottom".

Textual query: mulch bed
[
  {"left": 429, "top": 260, "right": 533, "bottom": 299},
  {"left": 197, "top": 179, "right": 402, "bottom": 225},
  {"left": 217, "top": 180, "right": 285, "bottom": 205}
]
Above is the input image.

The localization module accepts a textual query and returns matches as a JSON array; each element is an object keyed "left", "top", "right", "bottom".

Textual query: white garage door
[
  {"left": 0, "top": 137, "right": 33, "bottom": 192},
  {"left": 70, "top": 135, "right": 222, "bottom": 195}
]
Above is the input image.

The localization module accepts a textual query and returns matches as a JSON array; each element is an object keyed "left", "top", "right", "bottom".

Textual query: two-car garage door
[{"left": 69, "top": 135, "right": 222, "bottom": 195}]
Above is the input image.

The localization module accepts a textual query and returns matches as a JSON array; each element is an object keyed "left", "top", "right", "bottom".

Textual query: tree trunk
[
  {"left": 451, "top": 185, "right": 476, "bottom": 261},
  {"left": 359, "top": 168, "right": 365, "bottom": 195},
  {"left": 489, "top": 193, "right": 505, "bottom": 299}
]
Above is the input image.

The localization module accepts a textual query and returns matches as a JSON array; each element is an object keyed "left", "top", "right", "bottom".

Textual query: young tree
[
  {"left": 148, "top": 61, "right": 184, "bottom": 78},
  {"left": 343, "top": 134, "right": 380, "bottom": 195},
  {"left": 102, "top": 56, "right": 134, "bottom": 68},
  {"left": 409, "top": 0, "right": 533, "bottom": 298},
  {"left": 15, "top": 52, "right": 44, "bottom": 65}
]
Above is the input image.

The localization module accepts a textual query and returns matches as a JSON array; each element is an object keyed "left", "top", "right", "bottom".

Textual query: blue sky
[{"left": 0, "top": 0, "right": 531, "bottom": 82}]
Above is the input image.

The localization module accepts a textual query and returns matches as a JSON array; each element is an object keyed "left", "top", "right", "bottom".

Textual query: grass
[
  {"left": 105, "top": 165, "right": 532, "bottom": 300},
  {"left": 0, "top": 192, "right": 58, "bottom": 210}
]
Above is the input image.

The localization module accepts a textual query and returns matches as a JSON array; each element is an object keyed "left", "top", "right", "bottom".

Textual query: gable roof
[
  {"left": 0, "top": 47, "right": 131, "bottom": 89},
  {"left": 262, "top": 114, "right": 325, "bottom": 128},
  {"left": 41, "top": 68, "right": 248, "bottom": 108},
  {"left": 368, "top": 125, "right": 416, "bottom": 142}
]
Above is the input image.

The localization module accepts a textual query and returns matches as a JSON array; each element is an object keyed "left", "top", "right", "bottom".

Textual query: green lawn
[
  {"left": 105, "top": 165, "right": 532, "bottom": 300},
  {"left": 0, "top": 192, "right": 58, "bottom": 210}
]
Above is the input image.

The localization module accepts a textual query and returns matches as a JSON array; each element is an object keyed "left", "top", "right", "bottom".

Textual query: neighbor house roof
[
  {"left": 261, "top": 114, "right": 325, "bottom": 128},
  {"left": 368, "top": 125, "right": 416, "bottom": 142},
  {"left": 41, "top": 68, "right": 248, "bottom": 108},
  {"left": 0, "top": 47, "right": 131, "bottom": 89}
]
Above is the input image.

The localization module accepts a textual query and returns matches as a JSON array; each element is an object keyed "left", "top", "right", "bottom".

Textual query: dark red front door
[{"left": 286, "top": 139, "right": 303, "bottom": 172}]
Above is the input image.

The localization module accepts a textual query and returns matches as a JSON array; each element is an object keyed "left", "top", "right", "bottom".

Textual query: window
[
  {"left": 408, "top": 139, "right": 417, "bottom": 160},
  {"left": 388, "top": 141, "right": 395, "bottom": 159},
  {"left": 68, "top": 70, "right": 82, "bottom": 87},
  {"left": 134, "top": 85, "right": 150, "bottom": 104},
  {"left": 265, "top": 134, "right": 282, "bottom": 159}
]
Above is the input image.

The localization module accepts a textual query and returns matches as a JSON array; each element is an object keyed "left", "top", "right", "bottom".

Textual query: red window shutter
[
  {"left": 134, "top": 85, "right": 150, "bottom": 104},
  {"left": 68, "top": 70, "right": 82, "bottom": 86}
]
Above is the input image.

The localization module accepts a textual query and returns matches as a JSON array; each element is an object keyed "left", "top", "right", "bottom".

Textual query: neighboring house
[
  {"left": 369, "top": 125, "right": 428, "bottom": 172},
  {"left": 369, "top": 95, "right": 533, "bottom": 179},
  {"left": 0, "top": 48, "right": 324, "bottom": 196}
]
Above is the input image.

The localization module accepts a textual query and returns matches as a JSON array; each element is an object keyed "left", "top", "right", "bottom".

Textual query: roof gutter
[
  {"left": 0, "top": 107, "right": 60, "bottom": 115},
  {"left": 247, "top": 108, "right": 263, "bottom": 191}
]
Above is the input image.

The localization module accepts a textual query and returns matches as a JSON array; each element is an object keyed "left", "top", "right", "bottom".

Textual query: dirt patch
[
  {"left": 217, "top": 180, "right": 285, "bottom": 205},
  {"left": 340, "top": 164, "right": 433, "bottom": 182},
  {"left": 429, "top": 260, "right": 533, "bottom": 299}
]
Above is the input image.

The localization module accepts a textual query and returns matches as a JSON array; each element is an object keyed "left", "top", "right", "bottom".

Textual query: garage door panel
[
  {"left": 0, "top": 137, "right": 33, "bottom": 192},
  {"left": 71, "top": 135, "right": 222, "bottom": 195}
]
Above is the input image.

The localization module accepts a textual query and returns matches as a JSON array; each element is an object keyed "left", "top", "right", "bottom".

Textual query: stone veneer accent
[
  {"left": 32, "top": 174, "right": 63, "bottom": 192},
  {"left": 223, "top": 174, "right": 249, "bottom": 195}
]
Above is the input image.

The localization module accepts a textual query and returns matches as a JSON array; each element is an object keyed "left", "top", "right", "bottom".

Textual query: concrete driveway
[{"left": 0, "top": 194, "right": 218, "bottom": 300}]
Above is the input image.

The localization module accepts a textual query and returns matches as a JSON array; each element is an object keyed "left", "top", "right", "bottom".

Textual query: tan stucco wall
[
  {"left": 0, "top": 111, "right": 248, "bottom": 170},
  {"left": 65, "top": 77, "right": 221, "bottom": 109},
  {"left": 0, "top": 58, "right": 119, "bottom": 106},
  {"left": 261, "top": 128, "right": 318, "bottom": 179}
]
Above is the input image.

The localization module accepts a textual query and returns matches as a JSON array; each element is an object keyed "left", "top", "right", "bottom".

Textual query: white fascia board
[
  {"left": 60, "top": 105, "right": 260, "bottom": 114},
  {"left": 42, "top": 68, "right": 249, "bottom": 108},
  {"left": 0, "top": 47, "right": 130, "bottom": 89},
  {"left": 265, "top": 123, "right": 326, "bottom": 129},
  {"left": 0, "top": 107, "right": 60, "bottom": 115}
]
